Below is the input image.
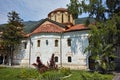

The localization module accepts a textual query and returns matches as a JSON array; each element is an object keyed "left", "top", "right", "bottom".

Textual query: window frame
[
  {"left": 37, "top": 40, "right": 40, "bottom": 47},
  {"left": 55, "top": 56, "right": 58, "bottom": 62},
  {"left": 68, "top": 56, "right": 72, "bottom": 62},
  {"left": 46, "top": 40, "right": 48, "bottom": 45},
  {"left": 67, "top": 38, "right": 71, "bottom": 47},
  {"left": 23, "top": 42, "right": 27, "bottom": 49},
  {"left": 55, "top": 40, "right": 58, "bottom": 47}
]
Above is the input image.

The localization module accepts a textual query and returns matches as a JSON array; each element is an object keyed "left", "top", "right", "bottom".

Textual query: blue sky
[{"left": 0, "top": 0, "right": 87, "bottom": 24}]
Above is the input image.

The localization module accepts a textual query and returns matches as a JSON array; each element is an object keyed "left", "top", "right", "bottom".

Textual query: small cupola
[{"left": 48, "top": 8, "right": 74, "bottom": 28}]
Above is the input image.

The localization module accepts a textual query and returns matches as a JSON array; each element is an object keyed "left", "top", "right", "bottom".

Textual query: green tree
[
  {"left": 67, "top": 0, "right": 120, "bottom": 72},
  {"left": 67, "top": 0, "right": 81, "bottom": 19},
  {"left": 86, "top": 18, "right": 118, "bottom": 72},
  {"left": 1, "top": 11, "right": 24, "bottom": 65},
  {"left": 82, "top": 0, "right": 120, "bottom": 72}
]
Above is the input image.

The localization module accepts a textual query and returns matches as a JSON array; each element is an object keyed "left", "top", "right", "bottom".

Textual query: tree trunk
[
  {"left": 8, "top": 46, "right": 13, "bottom": 66},
  {"left": 8, "top": 55, "right": 12, "bottom": 66}
]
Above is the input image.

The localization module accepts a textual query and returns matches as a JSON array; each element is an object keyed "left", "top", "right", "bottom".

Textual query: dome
[
  {"left": 48, "top": 8, "right": 67, "bottom": 17},
  {"left": 48, "top": 8, "right": 74, "bottom": 27}
]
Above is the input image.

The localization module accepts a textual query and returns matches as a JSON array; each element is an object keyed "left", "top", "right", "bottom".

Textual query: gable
[{"left": 31, "top": 20, "right": 65, "bottom": 35}]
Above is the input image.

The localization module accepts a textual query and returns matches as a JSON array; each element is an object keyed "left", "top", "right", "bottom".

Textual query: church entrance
[
  {"left": 114, "top": 46, "right": 120, "bottom": 71},
  {"left": 88, "top": 56, "right": 95, "bottom": 70}
]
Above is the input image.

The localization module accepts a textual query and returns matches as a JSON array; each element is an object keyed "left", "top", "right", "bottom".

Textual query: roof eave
[{"left": 64, "top": 28, "right": 90, "bottom": 33}]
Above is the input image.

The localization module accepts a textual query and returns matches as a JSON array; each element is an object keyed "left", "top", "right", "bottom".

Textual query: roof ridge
[{"left": 31, "top": 18, "right": 66, "bottom": 32}]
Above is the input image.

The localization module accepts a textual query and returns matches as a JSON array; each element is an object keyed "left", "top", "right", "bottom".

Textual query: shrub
[
  {"left": 32, "top": 54, "right": 58, "bottom": 73},
  {"left": 32, "top": 56, "right": 48, "bottom": 73},
  {"left": 47, "top": 54, "right": 58, "bottom": 70},
  {"left": 40, "top": 68, "right": 71, "bottom": 80},
  {"left": 80, "top": 71, "right": 113, "bottom": 80},
  {"left": 60, "top": 67, "right": 71, "bottom": 76},
  {"left": 41, "top": 70, "right": 63, "bottom": 80},
  {"left": 18, "top": 68, "right": 40, "bottom": 80}
]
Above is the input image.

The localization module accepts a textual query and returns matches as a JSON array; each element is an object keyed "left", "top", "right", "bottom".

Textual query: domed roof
[{"left": 48, "top": 8, "right": 68, "bottom": 16}]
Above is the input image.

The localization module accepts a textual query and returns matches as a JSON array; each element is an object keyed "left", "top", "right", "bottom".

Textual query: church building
[{"left": 13, "top": 8, "right": 90, "bottom": 70}]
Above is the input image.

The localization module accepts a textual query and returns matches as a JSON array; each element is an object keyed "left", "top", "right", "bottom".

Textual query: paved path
[{"left": 113, "top": 73, "right": 120, "bottom": 80}]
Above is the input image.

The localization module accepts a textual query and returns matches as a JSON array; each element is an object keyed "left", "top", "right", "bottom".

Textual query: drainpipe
[
  {"left": 29, "top": 36, "right": 32, "bottom": 68},
  {"left": 60, "top": 33, "right": 62, "bottom": 67}
]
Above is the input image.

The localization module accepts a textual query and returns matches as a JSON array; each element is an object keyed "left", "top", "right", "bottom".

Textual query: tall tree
[
  {"left": 85, "top": 18, "right": 118, "bottom": 72},
  {"left": 67, "top": 0, "right": 120, "bottom": 72},
  {"left": 1, "top": 11, "right": 24, "bottom": 65},
  {"left": 67, "top": 0, "right": 81, "bottom": 19}
]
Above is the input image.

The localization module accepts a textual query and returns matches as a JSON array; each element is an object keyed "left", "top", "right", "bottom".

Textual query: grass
[
  {"left": 0, "top": 66, "right": 114, "bottom": 80},
  {"left": 63, "top": 70, "right": 114, "bottom": 80},
  {"left": 0, "top": 67, "right": 22, "bottom": 80}
]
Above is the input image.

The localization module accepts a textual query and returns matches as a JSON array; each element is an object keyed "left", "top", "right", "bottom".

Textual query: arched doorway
[{"left": 88, "top": 56, "right": 95, "bottom": 70}]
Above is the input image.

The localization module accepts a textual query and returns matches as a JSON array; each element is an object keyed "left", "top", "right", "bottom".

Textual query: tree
[
  {"left": 67, "top": 0, "right": 81, "bottom": 19},
  {"left": 85, "top": 18, "right": 118, "bottom": 72},
  {"left": 67, "top": 0, "right": 120, "bottom": 72},
  {"left": 1, "top": 11, "right": 24, "bottom": 65},
  {"left": 82, "top": 1, "right": 120, "bottom": 72}
]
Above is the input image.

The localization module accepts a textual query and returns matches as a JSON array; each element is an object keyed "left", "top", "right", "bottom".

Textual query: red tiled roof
[
  {"left": 48, "top": 8, "right": 67, "bottom": 16},
  {"left": 31, "top": 23, "right": 65, "bottom": 35},
  {"left": 24, "top": 33, "right": 31, "bottom": 37},
  {"left": 65, "top": 24, "right": 89, "bottom": 32},
  {"left": 52, "top": 8, "right": 67, "bottom": 12},
  {"left": 25, "top": 22, "right": 90, "bottom": 36}
]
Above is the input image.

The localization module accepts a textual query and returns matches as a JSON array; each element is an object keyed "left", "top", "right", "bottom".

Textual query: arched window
[
  {"left": 68, "top": 14, "right": 70, "bottom": 22},
  {"left": 55, "top": 14, "right": 56, "bottom": 21},
  {"left": 67, "top": 38, "right": 71, "bottom": 46},
  {"left": 55, "top": 56, "right": 58, "bottom": 62},
  {"left": 68, "top": 56, "right": 72, "bottom": 62},
  {"left": 55, "top": 40, "right": 58, "bottom": 47},
  {"left": 23, "top": 42, "right": 27, "bottom": 49},
  {"left": 62, "top": 13, "right": 64, "bottom": 23},
  {"left": 37, "top": 40, "right": 40, "bottom": 47},
  {"left": 46, "top": 40, "right": 48, "bottom": 45}
]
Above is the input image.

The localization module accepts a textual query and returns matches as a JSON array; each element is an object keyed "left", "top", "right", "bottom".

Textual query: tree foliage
[
  {"left": 87, "top": 0, "right": 119, "bottom": 72},
  {"left": 67, "top": 0, "right": 120, "bottom": 72},
  {"left": 67, "top": 0, "right": 81, "bottom": 19},
  {"left": 1, "top": 11, "right": 24, "bottom": 65},
  {"left": 2, "top": 11, "right": 24, "bottom": 45},
  {"left": 86, "top": 17, "right": 118, "bottom": 72}
]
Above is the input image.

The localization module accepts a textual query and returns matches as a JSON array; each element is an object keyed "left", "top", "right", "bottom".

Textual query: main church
[{"left": 13, "top": 8, "right": 90, "bottom": 69}]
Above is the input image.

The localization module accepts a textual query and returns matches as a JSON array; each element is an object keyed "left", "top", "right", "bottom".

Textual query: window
[
  {"left": 68, "top": 56, "right": 72, "bottom": 62},
  {"left": 46, "top": 40, "right": 48, "bottom": 45},
  {"left": 62, "top": 13, "right": 64, "bottom": 23},
  {"left": 67, "top": 38, "right": 71, "bottom": 46},
  {"left": 55, "top": 40, "right": 58, "bottom": 47},
  {"left": 55, "top": 56, "right": 58, "bottom": 62},
  {"left": 23, "top": 42, "right": 27, "bottom": 49},
  {"left": 68, "top": 14, "right": 70, "bottom": 22},
  {"left": 37, "top": 40, "right": 40, "bottom": 47},
  {"left": 55, "top": 15, "right": 56, "bottom": 21}
]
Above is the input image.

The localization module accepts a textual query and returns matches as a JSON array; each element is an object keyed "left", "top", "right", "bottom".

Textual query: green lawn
[
  {"left": 0, "top": 67, "right": 22, "bottom": 80},
  {"left": 0, "top": 66, "right": 114, "bottom": 80},
  {"left": 64, "top": 70, "right": 114, "bottom": 80},
  {"left": 0, "top": 67, "right": 39, "bottom": 80}
]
